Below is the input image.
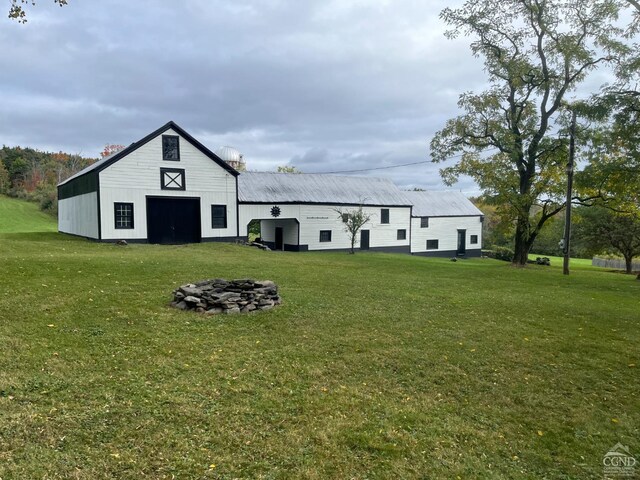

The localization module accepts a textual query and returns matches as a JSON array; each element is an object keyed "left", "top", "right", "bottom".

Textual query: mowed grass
[
  {"left": 0, "top": 195, "right": 58, "bottom": 233},
  {"left": 528, "top": 254, "right": 596, "bottom": 269},
  {"left": 0, "top": 199, "right": 638, "bottom": 479}
]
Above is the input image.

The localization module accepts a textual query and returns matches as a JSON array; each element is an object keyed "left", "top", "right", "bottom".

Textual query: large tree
[
  {"left": 576, "top": 206, "right": 640, "bottom": 273},
  {"left": 430, "top": 0, "right": 630, "bottom": 266}
]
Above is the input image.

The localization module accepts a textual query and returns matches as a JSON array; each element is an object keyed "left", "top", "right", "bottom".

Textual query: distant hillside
[
  {"left": 0, "top": 146, "right": 97, "bottom": 216},
  {"left": 0, "top": 195, "right": 57, "bottom": 234}
]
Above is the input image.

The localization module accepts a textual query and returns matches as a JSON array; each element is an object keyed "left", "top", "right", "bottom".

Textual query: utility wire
[{"left": 307, "top": 149, "right": 499, "bottom": 175}]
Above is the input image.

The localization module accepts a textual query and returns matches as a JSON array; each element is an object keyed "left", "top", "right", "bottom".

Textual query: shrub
[{"left": 485, "top": 245, "right": 514, "bottom": 262}]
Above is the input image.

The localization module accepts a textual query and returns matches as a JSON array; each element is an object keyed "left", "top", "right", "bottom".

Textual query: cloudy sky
[{"left": 0, "top": 1, "right": 522, "bottom": 193}]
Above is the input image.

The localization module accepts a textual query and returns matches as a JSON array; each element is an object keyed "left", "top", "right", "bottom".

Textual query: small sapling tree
[{"left": 335, "top": 205, "right": 372, "bottom": 254}]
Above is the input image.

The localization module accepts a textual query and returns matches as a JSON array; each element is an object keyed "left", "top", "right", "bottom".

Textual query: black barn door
[
  {"left": 457, "top": 229, "right": 466, "bottom": 255},
  {"left": 146, "top": 197, "right": 201, "bottom": 244},
  {"left": 360, "top": 229, "right": 370, "bottom": 250}
]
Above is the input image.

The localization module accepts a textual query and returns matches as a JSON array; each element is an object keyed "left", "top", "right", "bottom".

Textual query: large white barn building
[{"left": 58, "top": 121, "right": 483, "bottom": 257}]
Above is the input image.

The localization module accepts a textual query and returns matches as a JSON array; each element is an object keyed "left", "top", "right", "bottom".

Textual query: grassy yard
[{"left": 0, "top": 199, "right": 638, "bottom": 479}]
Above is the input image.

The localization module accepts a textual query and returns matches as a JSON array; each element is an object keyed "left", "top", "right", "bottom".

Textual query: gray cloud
[{"left": 1, "top": 1, "right": 501, "bottom": 194}]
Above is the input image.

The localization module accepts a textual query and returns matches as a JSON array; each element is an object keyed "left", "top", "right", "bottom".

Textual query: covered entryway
[{"left": 146, "top": 197, "right": 201, "bottom": 244}]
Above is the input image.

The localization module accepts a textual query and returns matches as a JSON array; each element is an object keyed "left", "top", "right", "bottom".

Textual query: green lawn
[
  {"left": 0, "top": 195, "right": 58, "bottom": 233},
  {"left": 528, "top": 254, "right": 595, "bottom": 269},
  {"left": 1, "top": 198, "right": 638, "bottom": 479}
]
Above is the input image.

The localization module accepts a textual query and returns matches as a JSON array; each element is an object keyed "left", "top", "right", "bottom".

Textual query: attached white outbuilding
[
  {"left": 58, "top": 122, "right": 484, "bottom": 256},
  {"left": 238, "top": 172, "right": 413, "bottom": 252}
]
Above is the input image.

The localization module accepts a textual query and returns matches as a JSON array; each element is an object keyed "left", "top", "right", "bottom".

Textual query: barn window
[
  {"left": 397, "top": 229, "right": 406, "bottom": 240},
  {"left": 162, "top": 135, "right": 180, "bottom": 161},
  {"left": 470, "top": 235, "right": 478, "bottom": 244},
  {"left": 319, "top": 230, "right": 332, "bottom": 242},
  {"left": 420, "top": 217, "right": 429, "bottom": 228},
  {"left": 211, "top": 205, "right": 227, "bottom": 229},
  {"left": 114, "top": 203, "right": 134, "bottom": 229},
  {"left": 160, "top": 168, "right": 186, "bottom": 190},
  {"left": 426, "top": 239, "right": 439, "bottom": 250},
  {"left": 381, "top": 208, "right": 389, "bottom": 224},
  {"left": 342, "top": 213, "right": 349, "bottom": 223}
]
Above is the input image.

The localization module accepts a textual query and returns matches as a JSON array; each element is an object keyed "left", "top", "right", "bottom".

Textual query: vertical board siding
[
  {"left": 410, "top": 216, "right": 483, "bottom": 253},
  {"left": 98, "top": 129, "right": 237, "bottom": 240},
  {"left": 240, "top": 204, "right": 411, "bottom": 251},
  {"left": 58, "top": 192, "right": 99, "bottom": 239}
]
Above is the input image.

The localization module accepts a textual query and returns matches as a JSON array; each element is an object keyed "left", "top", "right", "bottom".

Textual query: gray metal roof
[
  {"left": 238, "top": 172, "right": 413, "bottom": 206},
  {"left": 404, "top": 190, "right": 484, "bottom": 217}
]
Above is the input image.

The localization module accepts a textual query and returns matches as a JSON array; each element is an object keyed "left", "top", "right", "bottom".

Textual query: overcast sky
[{"left": 0, "top": 0, "right": 596, "bottom": 193}]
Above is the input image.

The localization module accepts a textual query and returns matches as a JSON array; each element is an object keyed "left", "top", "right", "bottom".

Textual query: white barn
[
  {"left": 58, "top": 121, "right": 239, "bottom": 244},
  {"left": 58, "top": 122, "right": 483, "bottom": 255}
]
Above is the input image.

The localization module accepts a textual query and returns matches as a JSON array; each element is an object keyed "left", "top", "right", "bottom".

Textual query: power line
[{"left": 307, "top": 149, "right": 499, "bottom": 175}]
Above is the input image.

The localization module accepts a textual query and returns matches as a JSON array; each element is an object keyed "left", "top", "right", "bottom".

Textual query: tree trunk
[
  {"left": 512, "top": 216, "right": 533, "bottom": 266},
  {"left": 624, "top": 254, "right": 633, "bottom": 274}
]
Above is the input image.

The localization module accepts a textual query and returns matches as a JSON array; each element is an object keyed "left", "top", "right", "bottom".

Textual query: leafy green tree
[
  {"left": 575, "top": 206, "right": 640, "bottom": 273},
  {"left": 8, "top": 0, "right": 67, "bottom": 23},
  {"left": 276, "top": 165, "right": 302, "bottom": 173},
  {"left": 430, "top": 0, "right": 629, "bottom": 266},
  {"left": 335, "top": 206, "right": 372, "bottom": 254},
  {"left": 0, "top": 160, "right": 9, "bottom": 194}
]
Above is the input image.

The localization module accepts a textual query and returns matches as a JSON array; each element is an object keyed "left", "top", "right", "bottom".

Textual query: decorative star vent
[{"left": 270, "top": 205, "right": 281, "bottom": 218}]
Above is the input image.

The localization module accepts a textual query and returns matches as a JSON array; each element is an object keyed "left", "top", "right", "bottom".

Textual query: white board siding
[
  {"left": 410, "top": 216, "right": 483, "bottom": 254},
  {"left": 98, "top": 128, "right": 238, "bottom": 240},
  {"left": 58, "top": 192, "right": 99, "bottom": 239},
  {"left": 239, "top": 204, "right": 411, "bottom": 251}
]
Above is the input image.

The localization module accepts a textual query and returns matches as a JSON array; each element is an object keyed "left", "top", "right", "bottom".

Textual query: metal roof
[
  {"left": 404, "top": 190, "right": 484, "bottom": 217},
  {"left": 238, "top": 172, "right": 413, "bottom": 206}
]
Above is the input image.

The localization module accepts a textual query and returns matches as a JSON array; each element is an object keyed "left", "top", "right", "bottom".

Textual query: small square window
[
  {"left": 211, "top": 205, "right": 227, "bottom": 229},
  {"left": 319, "top": 230, "right": 332, "bottom": 242},
  {"left": 397, "top": 229, "right": 406, "bottom": 240},
  {"left": 160, "top": 168, "right": 185, "bottom": 190},
  {"left": 114, "top": 202, "right": 133, "bottom": 229},
  {"left": 470, "top": 235, "right": 478, "bottom": 244},
  {"left": 420, "top": 217, "right": 429, "bottom": 228},
  {"left": 381, "top": 208, "right": 389, "bottom": 224},
  {"left": 162, "top": 135, "right": 180, "bottom": 161},
  {"left": 342, "top": 213, "right": 349, "bottom": 223},
  {"left": 426, "top": 239, "right": 439, "bottom": 250}
]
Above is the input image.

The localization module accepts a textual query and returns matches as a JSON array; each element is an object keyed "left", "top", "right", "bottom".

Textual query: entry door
[
  {"left": 457, "top": 229, "right": 466, "bottom": 255},
  {"left": 275, "top": 227, "right": 284, "bottom": 251},
  {"left": 146, "top": 197, "right": 201, "bottom": 244},
  {"left": 360, "top": 229, "right": 370, "bottom": 250}
]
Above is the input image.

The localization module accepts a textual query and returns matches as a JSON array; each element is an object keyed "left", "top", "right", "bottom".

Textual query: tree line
[{"left": 0, "top": 146, "right": 96, "bottom": 214}]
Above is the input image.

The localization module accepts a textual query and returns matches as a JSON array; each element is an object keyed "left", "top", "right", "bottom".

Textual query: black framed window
[
  {"left": 211, "top": 205, "right": 227, "bottom": 229},
  {"left": 470, "top": 235, "right": 478, "bottom": 244},
  {"left": 397, "top": 229, "right": 406, "bottom": 240},
  {"left": 162, "top": 135, "right": 180, "bottom": 161},
  {"left": 342, "top": 213, "right": 349, "bottom": 223},
  {"left": 160, "top": 168, "right": 186, "bottom": 190},
  {"left": 426, "top": 239, "right": 439, "bottom": 250},
  {"left": 420, "top": 217, "right": 429, "bottom": 228},
  {"left": 114, "top": 203, "right": 133, "bottom": 229},
  {"left": 319, "top": 230, "right": 332, "bottom": 242},
  {"left": 381, "top": 208, "right": 389, "bottom": 224}
]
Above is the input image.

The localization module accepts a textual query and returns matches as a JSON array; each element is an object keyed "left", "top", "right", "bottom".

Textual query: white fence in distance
[{"left": 592, "top": 257, "right": 640, "bottom": 271}]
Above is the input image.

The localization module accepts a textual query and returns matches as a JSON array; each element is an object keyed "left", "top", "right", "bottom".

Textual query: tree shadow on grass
[{"left": 0, "top": 232, "right": 88, "bottom": 243}]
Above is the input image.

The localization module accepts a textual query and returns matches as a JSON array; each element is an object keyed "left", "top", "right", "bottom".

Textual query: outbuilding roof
[
  {"left": 404, "top": 190, "right": 483, "bottom": 217},
  {"left": 238, "top": 171, "right": 413, "bottom": 206},
  {"left": 58, "top": 121, "right": 238, "bottom": 186}
]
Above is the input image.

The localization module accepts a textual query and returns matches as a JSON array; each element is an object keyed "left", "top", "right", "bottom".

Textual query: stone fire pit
[{"left": 171, "top": 278, "right": 281, "bottom": 315}]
